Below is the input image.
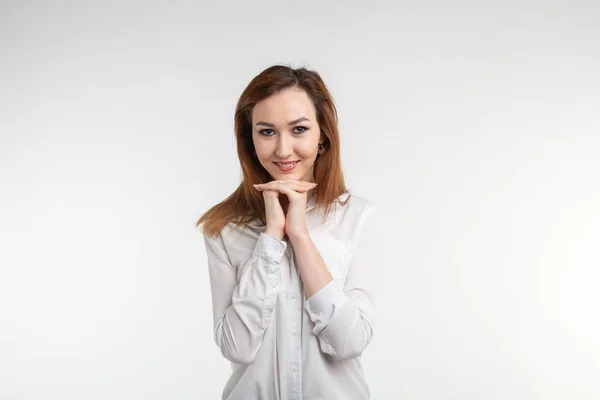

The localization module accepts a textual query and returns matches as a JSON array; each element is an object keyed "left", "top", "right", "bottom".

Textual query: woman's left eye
[{"left": 293, "top": 126, "right": 308, "bottom": 133}]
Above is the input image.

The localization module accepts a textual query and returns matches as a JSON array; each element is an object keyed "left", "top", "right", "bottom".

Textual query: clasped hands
[{"left": 253, "top": 179, "right": 317, "bottom": 241}]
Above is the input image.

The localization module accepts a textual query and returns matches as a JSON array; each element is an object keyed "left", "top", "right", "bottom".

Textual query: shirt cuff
[
  {"left": 253, "top": 232, "right": 287, "bottom": 265},
  {"left": 304, "top": 279, "right": 345, "bottom": 324}
]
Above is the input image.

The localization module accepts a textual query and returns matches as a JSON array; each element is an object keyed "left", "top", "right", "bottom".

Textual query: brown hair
[{"left": 197, "top": 64, "right": 350, "bottom": 237}]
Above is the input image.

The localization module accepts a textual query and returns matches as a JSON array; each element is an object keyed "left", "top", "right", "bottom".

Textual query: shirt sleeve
[
  {"left": 204, "top": 230, "right": 287, "bottom": 364},
  {"left": 304, "top": 203, "right": 378, "bottom": 361}
]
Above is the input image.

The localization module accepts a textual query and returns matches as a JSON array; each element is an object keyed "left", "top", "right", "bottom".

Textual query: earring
[{"left": 317, "top": 143, "right": 325, "bottom": 154}]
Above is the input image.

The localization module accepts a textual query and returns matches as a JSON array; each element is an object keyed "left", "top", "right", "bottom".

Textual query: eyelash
[{"left": 259, "top": 126, "right": 308, "bottom": 136}]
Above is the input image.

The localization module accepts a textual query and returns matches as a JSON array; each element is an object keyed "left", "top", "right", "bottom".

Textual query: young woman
[{"left": 197, "top": 65, "right": 377, "bottom": 400}]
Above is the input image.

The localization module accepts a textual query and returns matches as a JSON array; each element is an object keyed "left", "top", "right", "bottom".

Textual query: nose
[{"left": 275, "top": 133, "right": 293, "bottom": 158}]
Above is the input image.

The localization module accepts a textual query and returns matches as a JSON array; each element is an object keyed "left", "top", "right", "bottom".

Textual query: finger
[
  {"left": 262, "top": 189, "right": 280, "bottom": 199},
  {"left": 256, "top": 181, "right": 315, "bottom": 193},
  {"left": 270, "top": 182, "right": 303, "bottom": 199},
  {"left": 253, "top": 184, "right": 285, "bottom": 191},
  {"left": 255, "top": 181, "right": 285, "bottom": 192},
  {"left": 280, "top": 179, "right": 318, "bottom": 187},
  {"left": 258, "top": 180, "right": 317, "bottom": 190},
  {"left": 284, "top": 181, "right": 317, "bottom": 192}
]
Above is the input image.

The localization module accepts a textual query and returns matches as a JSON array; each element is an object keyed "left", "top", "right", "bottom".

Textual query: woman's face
[{"left": 252, "top": 87, "right": 323, "bottom": 183}]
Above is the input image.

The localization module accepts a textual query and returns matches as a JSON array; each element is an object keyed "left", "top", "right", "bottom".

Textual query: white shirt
[{"left": 203, "top": 192, "right": 378, "bottom": 400}]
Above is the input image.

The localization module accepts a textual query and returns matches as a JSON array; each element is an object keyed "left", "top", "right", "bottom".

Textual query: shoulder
[
  {"left": 341, "top": 194, "right": 378, "bottom": 246},
  {"left": 320, "top": 192, "right": 376, "bottom": 241},
  {"left": 342, "top": 192, "right": 373, "bottom": 208},
  {"left": 338, "top": 192, "right": 376, "bottom": 216}
]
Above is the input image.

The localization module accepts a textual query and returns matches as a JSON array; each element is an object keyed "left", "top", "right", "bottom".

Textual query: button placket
[{"left": 287, "top": 247, "right": 303, "bottom": 400}]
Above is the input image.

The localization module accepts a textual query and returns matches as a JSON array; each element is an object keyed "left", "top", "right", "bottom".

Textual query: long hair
[{"left": 197, "top": 64, "right": 350, "bottom": 237}]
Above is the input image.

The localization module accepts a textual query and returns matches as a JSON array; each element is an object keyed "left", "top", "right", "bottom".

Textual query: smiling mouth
[
  {"left": 273, "top": 161, "right": 300, "bottom": 171},
  {"left": 273, "top": 161, "right": 300, "bottom": 166}
]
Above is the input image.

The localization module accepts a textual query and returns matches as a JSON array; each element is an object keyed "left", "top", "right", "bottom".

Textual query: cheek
[
  {"left": 298, "top": 142, "right": 318, "bottom": 158},
  {"left": 253, "top": 142, "right": 271, "bottom": 159}
]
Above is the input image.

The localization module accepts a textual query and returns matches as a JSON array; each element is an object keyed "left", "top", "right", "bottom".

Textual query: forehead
[{"left": 252, "top": 88, "right": 316, "bottom": 121}]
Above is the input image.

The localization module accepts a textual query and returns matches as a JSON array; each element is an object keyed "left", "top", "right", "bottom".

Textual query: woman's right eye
[{"left": 259, "top": 129, "right": 274, "bottom": 136}]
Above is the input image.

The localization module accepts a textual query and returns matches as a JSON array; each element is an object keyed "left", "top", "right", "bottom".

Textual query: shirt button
[
  {"left": 291, "top": 294, "right": 297, "bottom": 299},
  {"left": 292, "top": 331, "right": 297, "bottom": 336}
]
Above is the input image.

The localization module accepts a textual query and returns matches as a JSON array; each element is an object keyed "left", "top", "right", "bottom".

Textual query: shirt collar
[{"left": 306, "top": 193, "right": 317, "bottom": 212}]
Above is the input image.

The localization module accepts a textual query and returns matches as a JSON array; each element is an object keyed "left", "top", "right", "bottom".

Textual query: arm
[
  {"left": 203, "top": 230, "right": 287, "bottom": 364},
  {"left": 296, "top": 204, "right": 378, "bottom": 361}
]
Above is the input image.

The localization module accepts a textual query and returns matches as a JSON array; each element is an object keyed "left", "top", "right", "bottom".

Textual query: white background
[{"left": 1, "top": 1, "right": 599, "bottom": 399}]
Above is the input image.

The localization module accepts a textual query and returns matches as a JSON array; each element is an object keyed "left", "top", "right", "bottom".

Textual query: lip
[{"left": 273, "top": 160, "right": 299, "bottom": 172}]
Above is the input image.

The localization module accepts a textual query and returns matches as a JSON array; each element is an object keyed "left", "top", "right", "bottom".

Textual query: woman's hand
[
  {"left": 255, "top": 184, "right": 286, "bottom": 240},
  {"left": 254, "top": 179, "right": 317, "bottom": 241}
]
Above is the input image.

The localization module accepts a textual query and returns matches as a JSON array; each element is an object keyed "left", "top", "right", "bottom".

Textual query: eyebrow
[{"left": 255, "top": 117, "right": 310, "bottom": 128}]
